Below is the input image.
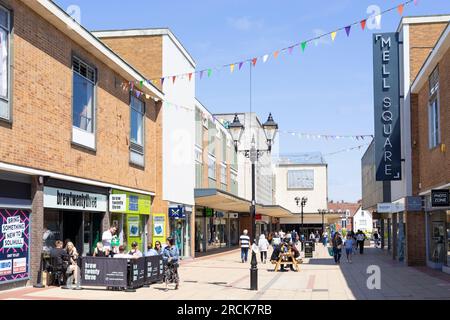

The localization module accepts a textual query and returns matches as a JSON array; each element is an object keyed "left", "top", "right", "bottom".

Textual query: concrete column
[{"left": 30, "top": 176, "right": 44, "bottom": 284}]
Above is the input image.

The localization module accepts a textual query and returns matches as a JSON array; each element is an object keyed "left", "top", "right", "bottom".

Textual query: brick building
[
  {"left": 410, "top": 23, "right": 449, "bottom": 273},
  {"left": 0, "top": 0, "right": 165, "bottom": 290},
  {"left": 362, "top": 15, "right": 449, "bottom": 268}
]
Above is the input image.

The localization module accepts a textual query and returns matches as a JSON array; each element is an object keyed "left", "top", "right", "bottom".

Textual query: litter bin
[{"left": 304, "top": 241, "right": 313, "bottom": 258}]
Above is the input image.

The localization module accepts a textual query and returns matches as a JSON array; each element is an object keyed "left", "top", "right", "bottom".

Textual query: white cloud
[{"left": 227, "top": 16, "right": 264, "bottom": 31}]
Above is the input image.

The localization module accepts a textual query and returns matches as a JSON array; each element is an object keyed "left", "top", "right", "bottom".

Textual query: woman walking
[
  {"left": 258, "top": 234, "right": 270, "bottom": 264},
  {"left": 344, "top": 234, "right": 354, "bottom": 263},
  {"left": 332, "top": 232, "right": 343, "bottom": 264},
  {"left": 162, "top": 237, "right": 180, "bottom": 291}
]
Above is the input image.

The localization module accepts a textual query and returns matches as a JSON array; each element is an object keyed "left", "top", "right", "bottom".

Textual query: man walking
[
  {"left": 356, "top": 230, "right": 366, "bottom": 254},
  {"left": 240, "top": 229, "right": 250, "bottom": 263}
]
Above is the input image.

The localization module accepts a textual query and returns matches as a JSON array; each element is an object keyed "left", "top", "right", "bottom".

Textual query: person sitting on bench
[{"left": 49, "top": 240, "right": 69, "bottom": 286}]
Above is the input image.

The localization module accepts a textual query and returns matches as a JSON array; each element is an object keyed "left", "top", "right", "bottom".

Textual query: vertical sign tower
[{"left": 373, "top": 33, "right": 402, "bottom": 181}]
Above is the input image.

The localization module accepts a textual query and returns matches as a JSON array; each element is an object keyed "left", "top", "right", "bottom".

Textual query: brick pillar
[
  {"left": 392, "top": 213, "right": 398, "bottom": 260},
  {"left": 30, "top": 176, "right": 44, "bottom": 284},
  {"left": 406, "top": 211, "right": 426, "bottom": 266}
]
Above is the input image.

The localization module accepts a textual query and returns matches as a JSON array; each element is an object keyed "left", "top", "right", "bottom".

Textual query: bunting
[
  {"left": 123, "top": 0, "right": 416, "bottom": 88},
  {"left": 281, "top": 130, "right": 374, "bottom": 141}
]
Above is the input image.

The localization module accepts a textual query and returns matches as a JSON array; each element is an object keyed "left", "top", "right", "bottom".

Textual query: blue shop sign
[{"left": 169, "top": 206, "right": 186, "bottom": 219}]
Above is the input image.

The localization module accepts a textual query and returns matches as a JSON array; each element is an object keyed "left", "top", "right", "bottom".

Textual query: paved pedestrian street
[{"left": 1, "top": 245, "right": 449, "bottom": 300}]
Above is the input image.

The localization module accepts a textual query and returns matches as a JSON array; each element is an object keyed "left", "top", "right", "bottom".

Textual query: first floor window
[
  {"left": 0, "top": 6, "right": 10, "bottom": 120},
  {"left": 130, "top": 95, "right": 144, "bottom": 149},
  {"left": 428, "top": 97, "right": 440, "bottom": 148},
  {"left": 208, "top": 155, "right": 216, "bottom": 180},
  {"left": 73, "top": 57, "right": 96, "bottom": 132}
]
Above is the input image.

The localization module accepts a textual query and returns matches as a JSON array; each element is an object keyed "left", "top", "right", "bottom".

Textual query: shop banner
[
  {"left": 0, "top": 209, "right": 30, "bottom": 284},
  {"left": 373, "top": 32, "right": 402, "bottom": 181},
  {"left": 168, "top": 206, "right": 186, "bottom": 219},
  {"left": 130, "top": 257, "right": 146, "bottom": 288},
  {"left": 81, "top": 256, "right": 128, "bottom": 287},
  {"left": 431, "top": 190, "right": 449, "bottom": 207},
  {"left": 111, "top": 190, "right": 151, "bottom": 215},
  {"left": 44, "top": 187, "right": 107, "bottom": 212},
  {"left": 152, "top": 213, "right": 166, "bottom": 247},
  {"left": 144, "top": 255, "right": 164, "bottom": 283}
]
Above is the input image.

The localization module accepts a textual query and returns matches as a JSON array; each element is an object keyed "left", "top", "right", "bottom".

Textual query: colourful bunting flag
[
  {"left": 331, "top": 31, "right": 337, "bottom": 41},
  {"left": 252, "top": 58, "right": 257, "bottom": 66},
  {"left": 239, "top": 62, "right": 244, "bottom": 70},
  {"left": 288, "top": 46, "right": 294, "bottom": 54},
  {"left": 274, "top": 51, "right": 279, "bottom": 59},
  {"left": 140, "top": 81, "right": 143, "bottom": 88},
  {"left": 188, "top": 73, "right": 193, "bottom": 81},
  {"left": 230, "top": 64, "right": 235, "bottom": 73},
  {"left": 263, "top": 54, "right": 269, "bottom": 63},
  {"left": 208, "top": 69, "right": 212, "bottom": 77},
  {"left": 397, "top": 4, "right": 404, "bottom": 15},
  {"left": 301, "top": 42, "right": 307, "bottom": 52},
  {"left": 345, "top": 25, "right": 351, "bottom": 37},
  {"left": 161, "top": 78, "right": 165, "bottom": 85},
  {"left": 360, "top": 19, "right": 366, "bottom": 30},
  {"left": 172, "top": 76, "right": 176, "bottom": 84}
]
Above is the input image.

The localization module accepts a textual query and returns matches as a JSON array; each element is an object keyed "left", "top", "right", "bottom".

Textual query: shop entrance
[{"left": 63, "top": 211, "right": 83, "bottom": 253}]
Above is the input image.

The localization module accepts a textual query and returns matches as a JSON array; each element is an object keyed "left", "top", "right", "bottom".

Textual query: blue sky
[{"left": 55, "top": 0, "right": 448, "bottom": 202}]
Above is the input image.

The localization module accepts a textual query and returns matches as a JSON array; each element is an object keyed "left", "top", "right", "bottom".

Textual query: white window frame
[
  {"left": 129, "top": 94, "right": 145, "bottom": 167},
  {"left": 208, "top": 154, "right": 216, "bottom": 180},
  {"left": 0, "top": 5, "right": 10, "bottom": 122},
  {"left": 220, "top": 162, "right": 227, "bottom": 185},
  {"left": 71, "top": 56, "right": 96, "bottom": 150},
  {"left": 428, "top": 66, "right": 440, "bottom": 149}
]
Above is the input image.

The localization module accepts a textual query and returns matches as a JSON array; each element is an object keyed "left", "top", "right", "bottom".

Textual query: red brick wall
[{"left": 405, "top": 212, "right": 426, "bottom": 266}]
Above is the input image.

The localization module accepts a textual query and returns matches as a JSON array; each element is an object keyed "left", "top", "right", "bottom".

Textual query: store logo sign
[
  {"left": 110, "top": 194, "right": 126, "bottom": 212},
  {"left": 373, "top": 33, "right": 401, "bottom": 181},
  {"left": 168, "top": 206, "right": 186, "bottom": 219},
  {"left": 44, "top": 187, "right": 107, "bottom": 212},
  {"left": 431, "top": 190, "right": 449, "bottom": 207}
]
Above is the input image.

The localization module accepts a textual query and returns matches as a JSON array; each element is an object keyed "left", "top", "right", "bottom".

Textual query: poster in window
[{"left": 0, "top": 209, "right": 30, "bottom": 284}]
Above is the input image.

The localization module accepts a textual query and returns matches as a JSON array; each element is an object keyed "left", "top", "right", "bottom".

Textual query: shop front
[
  {"left": 0, "top": 175, "right": 32, "bottom": 288},
  {"left": 109, "top": 190, "right": 151, "bottom": 253},
  {"left": 168, "top": 204, "right": 192, "bottom": 258},
  {"left": 43, "top": 181, "right": 108, "bottom": 257}
]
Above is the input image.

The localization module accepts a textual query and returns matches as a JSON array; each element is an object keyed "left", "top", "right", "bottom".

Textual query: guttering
[
  {"left": 23, "top": 0, "right": 164, "bottom": 101},
  {"left": 0, "top": 162, "right": 155, "bottom": 196}
]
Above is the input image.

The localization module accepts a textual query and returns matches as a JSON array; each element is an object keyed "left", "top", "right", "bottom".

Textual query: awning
[
  {"left": 194, "top": 189, "right": 294, "bottom": 218},
  {"left": 195, "top": 189, "right": 251, "bottom": 213},
  {"left": 257, "top": 205, "right": 293, "bottom": 218}
]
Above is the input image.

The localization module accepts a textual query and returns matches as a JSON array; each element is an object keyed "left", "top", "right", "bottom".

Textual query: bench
[{"left": 271, "top": 250, "right": 301, "bottom": 272}]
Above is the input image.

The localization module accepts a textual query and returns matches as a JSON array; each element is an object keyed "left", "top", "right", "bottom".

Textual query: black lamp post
[
  {"left": 229, "top": 113, "right": 278, "bottom": 291},
  {"left": 318, "top": 209, "right": 328, "bottom": 234},
  {"left": 295, "top": 196, "right": 308, "bottom": 240}
]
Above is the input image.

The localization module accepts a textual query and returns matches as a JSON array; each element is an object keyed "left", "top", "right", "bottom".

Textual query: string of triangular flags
[
  {"left": 322, "top": 143, "right": 371, "bottom": 157},
  {"left": 281, "top": 130, "right": 374, "bottom": 141},
  {"left": 125, "top": 0, "right": 417, "bottom": 88}
]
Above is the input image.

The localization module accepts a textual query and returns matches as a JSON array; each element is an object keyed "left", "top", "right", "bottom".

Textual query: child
[{"left": 345, "top": 234, "right": 354, "bottom": 263}]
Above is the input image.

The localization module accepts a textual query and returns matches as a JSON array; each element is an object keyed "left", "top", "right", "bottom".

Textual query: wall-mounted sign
[
  {"left": 111, "top": 190, "right": 151, "bottom": 215},
  {"left": 168, "top": 206, "right": 186, "bottom": 219},
  {"left": 228, "top": 213, "right": 239, "bottom": 219},
  {"left": 377, "top": 202, "right": 404, "bottom": 213},
  {"left": 373, "top": 33, "right": 401, "bottom": 181},
  {"left": 431, "top": 190, "right": 449, "bottom": 207},
  {"left": 205, "top": 208, "right": 214, "bottom": 217},
  {"left": 44, "top": 187, "right": 107, "bottom": 212},
  {"left": 255, "top": 214, "right": 262, "bottom": 221},
  {"left": 152, "top": 214, "right": 166, "bottom": 247},
  {"left": 109, "top": 194, "right": 126, "bottom": 212},
  {"left": 0, "top": 209, "right": 30, "bottom": 284},
  {"left": 406, "top": 196, "right": 423, "bottom": 211}
]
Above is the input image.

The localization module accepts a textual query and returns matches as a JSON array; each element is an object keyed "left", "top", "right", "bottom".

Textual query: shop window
[
  {"left": 130, "top": 95, "right": 145, "bottom": 166},
  {"left": 428, "top": 66, "right": 440, "bottom": 149},
  {"left": 72, "top": 56, "right": 96, "bottom": 149},
  {"left": 0, "top": 6, "right": 10, "bottom": 121}
]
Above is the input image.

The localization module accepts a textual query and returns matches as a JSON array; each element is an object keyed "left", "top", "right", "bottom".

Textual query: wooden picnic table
[{"left": 272, "top": 249, "right": 301, "bottom": 272}]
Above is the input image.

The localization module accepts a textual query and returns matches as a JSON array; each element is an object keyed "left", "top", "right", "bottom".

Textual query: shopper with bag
[{"left": 332, "top": 232, "right": 343, "bottom": 264}]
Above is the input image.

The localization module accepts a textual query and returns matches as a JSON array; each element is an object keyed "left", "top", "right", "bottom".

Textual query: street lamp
[
  {"left": 318, "top": 209, "right": 328, "bottom": 234},
  {"left": 295, "top": 196, "right": 308, "bottom": 239},
  {"left": 229, "top": 113, "right": 278, "bottom": 291}
]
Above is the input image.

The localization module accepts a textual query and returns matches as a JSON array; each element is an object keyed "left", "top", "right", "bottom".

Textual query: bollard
[{"left": 250, "top": 251, "right": 258, "bottom": 291}]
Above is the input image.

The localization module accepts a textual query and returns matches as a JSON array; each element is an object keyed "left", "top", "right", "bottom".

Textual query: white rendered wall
[
  {"left": 353, "top": 207, "right": 373, "bottom": 232},
  {"left": 275, "top": 164, "right": 328, "bottom": 218},
  {"left": 162, "top": 35, "right": 196, "bottom": 206}
]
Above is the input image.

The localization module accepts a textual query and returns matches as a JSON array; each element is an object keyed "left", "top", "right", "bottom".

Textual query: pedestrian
[
  {"left": 373, "top": 230, "right": 380, "bottom": 248},
  {"left": 344, "top": 234, "right": 354, "bottom": 263},
  {"left": 356, "top": 230, "right": 366, "bottom": 254},
  {"left": 332, "top": 232, "right": 343, "bottom": 264},
  {"left": 63, "top": 242, "right": 82, "bottom": 290},
  {"left": 309, "top": 232, "right": 315, "bottom": 241},
  {"left": 93, "top": 242, "right": 106, "bottom": 257},
  {"left": 315, "top": 231, "right": 320, "bottom": 243},
  {"left": 162, "top": 237, "right": 180, "bottom": 291},
  {"left": 240, "top": 229, "right": 250, "bottom": 263},
  {"left": 145, "top": 243, "right": 158, "bottom": 256},
  {"left": 102, "top": 226, "right": 117, "bottom": 251},
  {"left": 322, "top": 231, "right": 328, "bottom": 246},
  {"left": 258, "top": 234, "right": 270, "bottom": 263}
]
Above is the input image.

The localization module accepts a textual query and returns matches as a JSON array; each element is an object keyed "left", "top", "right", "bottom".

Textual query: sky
[{"left": 55, "top": 0, "right": 449, "bottom": 202}]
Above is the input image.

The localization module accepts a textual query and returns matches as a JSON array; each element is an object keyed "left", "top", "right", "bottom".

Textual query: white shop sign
[
  {"left": 109, "top": 194, "right": 126, "bottom": 212},
  {"left": 44, "top": 187, "right": 107, "bottom": 212},
  {"left": 377, "top": 202, "right": 404, "bottom": 213}
]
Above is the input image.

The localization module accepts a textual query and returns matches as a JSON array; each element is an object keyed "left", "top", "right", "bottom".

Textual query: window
[
  {"left": 208, "top": 120, "right": 216, "bottom": 156},
  {"left": 428, "top": 67, "right": 440, "bottom": 149},
  {"left": 222, "top": 132, "right": 227, "bottom": 163},
  {"left": 287, "top": 170, "right": 314, "bottom": 189},
  {"left": 220, "top": 163, "right": 227, "bottom": 190},
  {"left": 130, "top": 95, "right": 145, "bottom": 166},
  {"left": 230, "top": 170, "right": 238, "bottom": 195},
  {"left": 73, "top": 57, "right": 95, "bottom": 132},
  {"left": 195, "top": 147, "right": 203, "bottom": 188},
  {"left": 0, "top": 6, "right": 10, "bottom": 120},
  {"left": 360, "top": 220, "right": 367, "bottom": 226},
  {"left": 208, "top": 155, "right": 216, "bottom": 188},
  {"left": 195, "top": 108, "right": 203, "bottom": 147}
]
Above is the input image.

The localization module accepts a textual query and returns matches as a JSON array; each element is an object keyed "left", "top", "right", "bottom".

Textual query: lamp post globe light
[
  {"left": 295, "top": 196, "right": 308, "bottom": 241},
  {"left": 229, "top": 113, "right": 278, "bottom": 291}
]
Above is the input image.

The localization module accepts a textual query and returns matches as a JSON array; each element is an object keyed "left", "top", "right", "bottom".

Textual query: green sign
[
  {"left": 111, "top": 189, "right": 151, "bottom": 215},
  {"left": 206, "top": 208, "right": 214, "bottom": 217}
]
